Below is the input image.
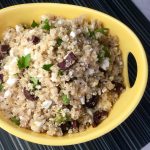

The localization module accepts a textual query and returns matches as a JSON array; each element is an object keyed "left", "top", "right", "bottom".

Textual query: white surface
[{"left": 132, "top": 0, "right": 150, "bottom": 20}]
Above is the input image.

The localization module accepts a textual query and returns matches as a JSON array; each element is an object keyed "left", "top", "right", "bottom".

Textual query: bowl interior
[{"left": 0, "top": 4, "right": 148, "bottom": 145}]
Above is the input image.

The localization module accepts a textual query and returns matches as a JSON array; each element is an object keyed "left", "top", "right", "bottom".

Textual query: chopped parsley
[
  {"left": 31, "top": 20, "right": 39, "bottom": 28},
  {"left": 62, "top": 94, "right": 70, "bottom": 105},
  {"left": 42, "top": 19, "right": 53, "bottom": 30},
  {"left": 97, "top": 45, "right": 110, "bottom": 63},
  {"left": 95, "top": 27, "right": 109, "bottom": 35},
  {"left": 55, "top": 110, "right": 71, "bottom": 124},
  {"left": 42, "top": 64, "right": 53, "bottom": 71},
  {"left": 30, "top": 77, "right": 40, "bottom": 89},
  {"left": 11, "top": 116, "right": 20, "bottom": 126},
  {"left": 57, "top": 38, "right": 63, "bottom": 46},
  {"left": 17, "top": 54, "right": 31, "bottom": 70},
  {"left": 0, "top": 83, "right": 3, "bottom": 92}
]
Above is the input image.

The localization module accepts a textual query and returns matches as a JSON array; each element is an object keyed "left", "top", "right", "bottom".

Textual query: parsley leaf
[
  {"left": 30, "top": 77, "right": 40, "bottom": 89},
  {"left": 97, "top": 45, "right": 110, "bottom": 63},
  {"left": 55, "top": 110, "right": 71, "bottom": 124},
  {"left": 17, "top": 54, "right": 31, "bottom": 70},
  {"left": 31, "top": 20, "right": 39, "bottom": 28},
  {"left": 0, "top": 83, "right": 3, "bottom": 92},
  {"left": 42, "top": 64, "right": 53, "bottom": 71},
  {"left": 11, "top": 116, "right": 20, "bottom": 126},
  {"left": 42, "top": 19, "right": 53, "bottom": 30},
  {"left": 62, "top": 94, "right": 70, "bottom": 105},
  {"left": 95, "top": 28, "right": 109, "bottom": 35},
  {"left": 57, "top": 38, "right": 63, "bottom": 46}
]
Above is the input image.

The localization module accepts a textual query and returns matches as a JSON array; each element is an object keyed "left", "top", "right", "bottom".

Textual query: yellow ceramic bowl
[{"left": 0, "top": 3, "right": 148, "bottom": 146}]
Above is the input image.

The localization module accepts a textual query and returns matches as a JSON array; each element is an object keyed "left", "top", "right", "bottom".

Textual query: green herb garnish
[
  {"left": 31, "top": 20, "right": 39, "bottom": 28},
  {"left": 11, "top": 116, "right": 20, "bottom": 126},
  {"left": 42, "top": 64, "right": 53, "bottom": 71},
  {"left": 42, "top": 19, "right": 53, "bottom": 30},
  {"left": 95, "top": 27, "right": 109, "bottom": 35},
  {"left": 30, "top": 77, "right": 40, "bottom": 89},
  {"left": 55, "top": 111, "right": 71, "bottom": 124},
  {"left": 17, "top": 54, "right": 31, "bottom": 70},
  {"left": 97, "top": 45, "right": 110, "bottom": 63},
  {"left": 62, "top": 94, "right": 70, "bottom": 105},
  {"left": 57, "top": 38, "right": 63, "bottom": 46},
  {"left": 0, "top": 84, "right": 3, "bottom": 92}
]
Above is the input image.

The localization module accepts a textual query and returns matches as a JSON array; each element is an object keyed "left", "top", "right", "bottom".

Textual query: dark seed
[
  {"left": 65, "top": 77, "right": 77, "bottom": 83},
  {"left": 112, "top": 81, "right": 125, "bottom": 94},
  {"left": 0, "top": 44, "right": 10, "bottom": 53},
  {"left": 60, "top": 121, "right": 71, "bottom": 134},
  {"left": 23, "top": 88, "right": 38, "bottom": 101},
  {"left": 31, "top": 35, "right": 40, "bottom": 45},
  {"left": 65, "top": 104, "right": 73, "bottom": 110},
  {"left": 92, "top": 110, "right": 108, "bottom": 127},
  {"left": 0, "top": 74, "right": 3, "bottom": 83},
  {"left": 85, "top": 95, "right": 99, "bottom": 108},
  {"left": 58, "top": 52, "right": 77, "bottom": 70},
  {"left": 71, "top": 120, "right": 79, "bottom": 129}
]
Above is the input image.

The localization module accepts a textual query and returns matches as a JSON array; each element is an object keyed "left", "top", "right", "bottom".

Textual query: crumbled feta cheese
[
  {"left": 70, "top": 31, "right": 76, "bottom": 38},
  {"left": 23, "top": 48, "right": 31, "bottom": 56},
  {"left": 34, "top": 120, "right": 46, "bottom": 127},
  {"left": 42, "top": 100, "right": 52, "bottom": 109},
  {"left": 29, "top": 29, "right": 36, "bottom": 34},
  {"left": 6, "top": 77, "right": 17, "bottom": 87},
  {"left": 101, "top": 58, "right": 110, "bottom": 70},
  {"left": 15, "top": 25, "right": 23, "bottom": 33},
  {"left": 51, "top": 72, "right": 57, "bottom": 82},
  {"left": 80, "top": 96, "right": 85, "bottom": 104},
  {"left": 4, "top": 90, "right": 12, "bottom": 98},
  {"left": 4, "top": 57, "right": 19, "bottom": 75}
]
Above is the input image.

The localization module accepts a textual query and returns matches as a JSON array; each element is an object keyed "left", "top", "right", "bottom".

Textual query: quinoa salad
[{"left": 0, "top": 15, "right": 125, "bottom": 136}]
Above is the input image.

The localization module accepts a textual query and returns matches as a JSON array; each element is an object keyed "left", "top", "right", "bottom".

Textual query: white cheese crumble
[
  {"left": 15, "top": 25, "right": 24, "bottom": 33},
  {"left": 23, "top": 48, "right": 31, "bottom": 56},
  {"left": 4, "top": 90, "right": 12, "bottom": 98},
  {"left": 4, "top": 57, "right": 19, "bottom": 75},
  {"left": 70, "top": 31, "right": 76, "bottom": 38},
  {"left": 42, "top": 100, "right": 52, "bottom": 109},
  {"left": 101, "top": 57, "right": 110, "bottom": 71},
  {"left": 6, "top": 77, "right": 17, "bottom": 87}
]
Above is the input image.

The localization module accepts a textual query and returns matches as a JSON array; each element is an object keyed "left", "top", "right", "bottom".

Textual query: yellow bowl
[{"left": 0, "top": 3, "right": 148, "bottom": 146}]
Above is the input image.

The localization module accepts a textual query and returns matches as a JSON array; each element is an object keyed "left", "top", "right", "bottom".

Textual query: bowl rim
[{"left": 0, "top": 3, "right": 148, "bottom": 146}]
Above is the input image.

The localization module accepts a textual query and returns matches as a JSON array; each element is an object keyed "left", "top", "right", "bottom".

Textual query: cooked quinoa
[{"left": 0, "top": 15, "right": 124, "bottom": 136}]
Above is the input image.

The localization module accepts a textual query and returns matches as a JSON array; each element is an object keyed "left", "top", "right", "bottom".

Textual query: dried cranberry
[
  {"left": 58, "top": 52, "right": 77, "bottom": 70},
  {"left": 112, "top": 81, "right": 125, "bottom": 94},
  {"left": 71, "top": 120, "right": 79, "bottom": 129},
  {"left": 0, "top": 44, "right": 10, "bottom": 60},
  {"left": 23, "top": 88, "right": 38, "bottom": 101},
  {"left": 0, "top": 44, "right": 10, "bottom": 53},
  {"left": 31, "top": 36, "right": 40, "bottom": 45},
  {"left": 0, "top": 74, "right": 3, "bottom": 83},
  {"left": 92, "top": 110, "right": 108, "bottom": 127},
  {"left": 85, "top": 95, "right": 99, "bottom": 108},
  {"left": 60, "top": 121, "right": 71, "bottom": 134}
]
